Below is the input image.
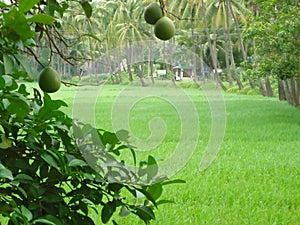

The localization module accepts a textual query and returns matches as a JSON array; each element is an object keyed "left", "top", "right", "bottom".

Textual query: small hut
[
  {"left": 173, "top": 64, "right": 193, "bottom": 81},
  {"left": 173, "top": 63, "right": 210, "bottom": 81}
]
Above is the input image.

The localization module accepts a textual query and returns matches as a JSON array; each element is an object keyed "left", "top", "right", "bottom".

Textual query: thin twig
[
  {"left": 159, "top": 0, "right": 195, "bottom": 21},
  {"left": 61, "top": 80, "right": 106, "bottom": 87},
  {"left": 44, "top": 27, "right": 75, "bottom": 66},
  {"left": 24, "top": 47, "right": 45, "bottom": 68}
]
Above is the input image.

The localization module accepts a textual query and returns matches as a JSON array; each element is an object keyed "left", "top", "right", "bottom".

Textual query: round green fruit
[
  {"left": 144, "top": 2, "right": 163, "bottom": 25},
  {"left": 38, "top": 67, "right": 61, "bottom": 93},
  {"left": 154, "top": 16, "right": 175, "bottom": 41}
]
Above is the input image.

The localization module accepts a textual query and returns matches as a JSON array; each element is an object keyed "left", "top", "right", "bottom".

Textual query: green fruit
[
  {"left": 144, "top": 2, "right": 163, "bottom": 25},
  {"left": 38, "top": 67, "right": 61, "bottom": 93},
  {"left": 154, "top": 16, "right": 175, "bottom": 41}
]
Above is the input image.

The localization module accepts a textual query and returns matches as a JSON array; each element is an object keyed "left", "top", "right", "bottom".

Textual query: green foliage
[
  {"left": 244, "top": 0, "right": 300, "bottom": 79},
  {"left": 0, "top": 1, "right": 177, "bottom": 225}
]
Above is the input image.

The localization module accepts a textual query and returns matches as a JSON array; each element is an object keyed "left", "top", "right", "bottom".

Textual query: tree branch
[
  {"left": 61, "top": 80, "right": 105, "bottom": 87},
  {"left": 24, "top": 47, "right": 45, "bottom": 68}
]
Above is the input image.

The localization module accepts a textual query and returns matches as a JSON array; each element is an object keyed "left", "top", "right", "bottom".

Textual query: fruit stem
[{"left": 159, "top": 0, "right": 165, "bottom": 15}]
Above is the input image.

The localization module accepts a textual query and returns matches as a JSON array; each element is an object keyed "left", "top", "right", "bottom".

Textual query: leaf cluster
[{"left": 243, "top": 0, "right": 300, "bottom": 79}]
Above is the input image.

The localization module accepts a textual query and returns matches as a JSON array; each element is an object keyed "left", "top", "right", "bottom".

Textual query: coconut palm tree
[
  {"left": 205, "top": 0, "right": 249, "bottom": 89},
  {"left": 201, "top": 0, "right": 227, "bottom": 91},
  {"left": 104, "top": 0, "right": 149, "bottom": 83}
]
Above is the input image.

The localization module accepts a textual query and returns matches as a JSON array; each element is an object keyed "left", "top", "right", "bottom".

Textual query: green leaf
[
  {"left": 103, "top": 131, "right": 119, "bottom": 146},
  {"left": 136, "top": 205, "right": 156, "bottom": 222},
  {"left": 18, "top": 84, "right": 30, "bottom": 96},
  {"left": 3, "top": 7, "right": 36, "bottom": 40},
  {"left": 14, "top": 174, "right": 34, "bottom": 183},
  {"left": 0, "top": 163, "right": 13, "bottom": 180},
  {"left": 156, "top": 199, "right": 175, "bottom": 206},
  {"left": 119, "top": 205, "right": 130, "bottom": 217},
  {"left": 27, "top": 14, "right": 55, "bottom": 25},
  {"left": 116, "top": 130, "right": 130, "bottom": 142},
  {"left": 3, "top": 54, "right": 14, "bottom": 74},
  {"left": 107, "top": 183, "right": 123, "bottom": 192},
  {"left": 72, "top": 121, "right": 84, "bottom": 139},
  {"left": 101, "top": 202, "right": 116, "bottom": 224},
  {"left": 15, "top": 54, "right": 37, "bottom": 78},
  {"left": 16, "top": 186, "right": 28, "bottom": 198},
  {"left": 81, "top": 33, "right": 101, "bottom": 43},
  {"left": 56, "top": 128, "right": 73, "bottom": 151},
  {"left": 0, "top": 76, "right": 5, "bottom": 90},
  {"left": 33, "top": 218, "right": 55, "bottom": 225},
  {"left": 19, "top": 0, "right": 40, "bottom": 13},
  {"left": 4, "top": 94, "right": 30, "bottom": 121},
  {"left": 43, "top": 93, "right": 68, "bottom": 109},
  {"left": 1, "top": 75, "right": 18, "bottom": 90},
  {"left": 68, "top": 159, "right": 88, "bottom": 167},
  {"left": 21, "top": 205, "right": 33, "bottom": 221},
  {"left": 147, "top": 155, "right": 158, "bottom": 181},
  {"left": 81, "top": 1, "right": 92, "bottom": 18},
  {"left": 129, "top": 148, "right": 137, "bottom": 167},
  {"left": 162, "top": 179, "right": 186, "bottom": 186},
  {"left": 135, "top": 188, "right": 157, "bottom": 208},
  {"left": 147, "top": 183, "right": 163, "bottom": 200},
  {"left": 41, "top": 152, "right": 60, "bottom": 172},
  {"left": 0, "top": 133, "right": 12, "bottom": 149},
  {"left": 33, "top": 215, "right": 63, "bottom": 225},
  {"left": 45, "top": 0, "right": 57, "bottom": 16}
]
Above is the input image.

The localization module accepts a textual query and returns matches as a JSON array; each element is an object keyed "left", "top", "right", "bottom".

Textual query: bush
[
  {"left": 227, "top": 86, "right": 240, "bottom": 94},
  {"left": 247, "top": 89, "right": 261, "bottom": 95},
  {"left": 0, "top": 79, "right": 178, "bottom": 225},
  {"left": 238, "top": 85, "right": 252, "bottom": 95}
]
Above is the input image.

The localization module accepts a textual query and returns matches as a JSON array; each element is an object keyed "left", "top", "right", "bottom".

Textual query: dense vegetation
[{"left": 18, "top": 0, "right": 299, "bottom": 106}]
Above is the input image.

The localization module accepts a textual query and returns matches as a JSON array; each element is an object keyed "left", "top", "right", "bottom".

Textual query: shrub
[
  {"left": 226, "top": 86, "right": 240, "bottom": 94},
  {"left": 0, "top": 79, "right": 178, "bottom": 225}
]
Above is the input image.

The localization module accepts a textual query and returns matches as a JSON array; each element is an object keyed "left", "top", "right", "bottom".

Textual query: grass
[{"left": 2, "top": 82, "right": 300, "bottom": 224}]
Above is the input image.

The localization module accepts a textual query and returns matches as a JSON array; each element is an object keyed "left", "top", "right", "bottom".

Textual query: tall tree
[
  {"left": 205, "top": 0, "right": 248, "bottom": 89},
  {"left": 244, "top": 0, "right": 300, "bottom": 106},
  {"left": 201, "top": 0, "right": 227, "bottom": 91}
]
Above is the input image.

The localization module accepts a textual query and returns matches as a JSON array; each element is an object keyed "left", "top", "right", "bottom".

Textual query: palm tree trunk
[
  {"left": 127, "top": 42, "right": 133, "bottom": 82},
  {"left": 278, "top": 79, "right": 286, "bottom": 101},
  {"left": 283, "top": 79, "right": 293, "bottom": 105},
  {"left": 227, "top": 0, "right": 255, "bottom": 88},
  {"left": 227, "top": 0, "right": 246, "bottom": 61},
  {"left": 257, "top": 77, "right": 267, "bottom": 96},
  {"left": 290, "top": 77, "right": 299, "bottom": 107},
  {"left": 114, "top": 62, "right": 120, "bottom": 84},
  {"left": 265, "top": 74, "right": 274, "bottom": 97},
  {"left": 223, "top": 28, "right": 233, "bottom": 86},
  {"left": 169, "top": 37, "right": 176, "bottom": 85},
  {"left": 148, "top": 43, "right": 155, "bottom": 84},
  {"left": 202, "top": 0, "right": 227, "bottom": 91},
  {"left": 191, "top": 3, "right": 197, "bottom": 82},
  {"left": 139, "top": 45, "right": 146, "bottom": 87},
  {"left": 198, "top": 34, "right": 206, "bottom": 84},
  {"left": 225, "top": 0, "right": 243, "bottom": 90},
  {"left": 191, "top": 19, "right": 197, "bottom": 81}
]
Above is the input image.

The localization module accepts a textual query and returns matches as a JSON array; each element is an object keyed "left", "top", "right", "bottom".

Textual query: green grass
[{"left": 2, "top": 83, "right": 300, "bottom": 224}]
